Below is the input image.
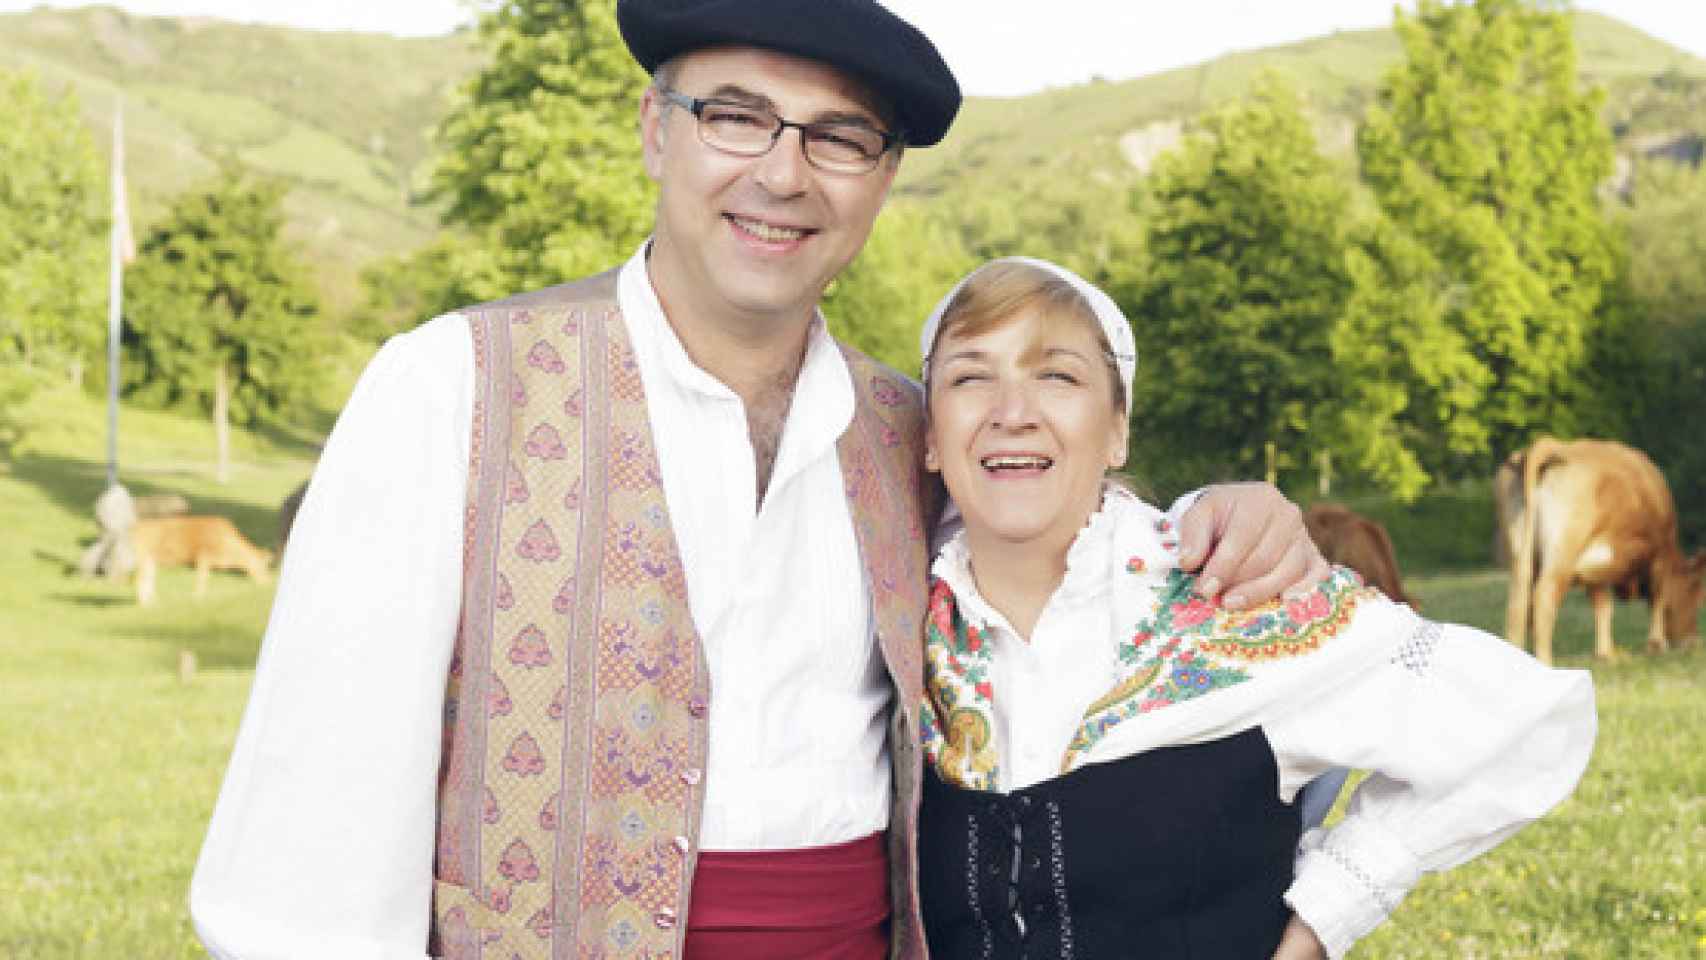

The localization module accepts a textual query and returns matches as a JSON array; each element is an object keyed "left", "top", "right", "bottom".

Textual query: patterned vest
[{"left": 429, "top": 271, "right": 936, "bottom": 959}]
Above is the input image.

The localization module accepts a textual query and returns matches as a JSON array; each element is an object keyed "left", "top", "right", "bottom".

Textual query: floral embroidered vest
[{"left": 429, "top": 270, "right": 937, "bottom": 959}]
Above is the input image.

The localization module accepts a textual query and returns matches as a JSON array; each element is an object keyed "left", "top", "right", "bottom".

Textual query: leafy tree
[
  {"left": 0, "top": 69, "right": 106, "bottom": 383},
  {"left": 1110, "top": 77, "right": 1356, "bottom": 497},
  {"left": 1357, "top": 0, "right": 1626, "bottom": 471},
  {"left": 426, "top": 0, "right": 654, "bottom": 306},
  {"left": 350, "top": 234, "right": 480, "bottom": 342},
  {"left": 822, "top": 202, "right": 977, "bottom": 375},
  {"left": 124, "top": 166, "right": 321, "bottom": 481},
  {"left": 1618, "top": 160, "right": 1706, "bottom": 545},
  {"left": 1621, "top": 159, "right": 1706, "bottom": 332}
]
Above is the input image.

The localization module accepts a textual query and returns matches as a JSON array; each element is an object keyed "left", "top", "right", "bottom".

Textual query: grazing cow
[
  {"left": 134, "top": 493, "right": 191, "bottom": 519},
  {"left": 131, "top": 516, "right": 273, "bottom": 605},
  {"left": 1502, "top": 437, "right": 1705, "bottom": 663},
  {"left": 1303, "top": 503, "right": 1418, "bottom": 608}
]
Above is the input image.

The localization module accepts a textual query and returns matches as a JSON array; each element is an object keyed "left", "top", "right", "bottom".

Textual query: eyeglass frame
[{"left": 656, "top": 87, "right": 904, "bottom": 174}]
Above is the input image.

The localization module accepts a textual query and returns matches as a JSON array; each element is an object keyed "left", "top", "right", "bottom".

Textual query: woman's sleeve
[
  {"left": 189, "top": 314, "right": 474, "bottom": 960},
  {"left": 1266, "top": 612, "right": 1597, "bottom": 959}
]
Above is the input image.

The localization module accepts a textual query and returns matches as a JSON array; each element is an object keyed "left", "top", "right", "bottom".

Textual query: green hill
[
  {"left": 3, "top": 5, "right": 1700, "bottom": 318},
  {"left": 895, "top": 11, "right": 1706, "bottom": 207},
  {"left": 0, "top": 4, "right": 486, "bottom": 316}
]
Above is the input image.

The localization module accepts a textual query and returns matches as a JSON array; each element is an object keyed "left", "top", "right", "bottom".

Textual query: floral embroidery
[
  {"left": 1191, "top": 567, "right": 1371, "bottom": 660},
  {"left": 921, "top": 578, "right": 1001, "bottom": 791},
  {"left": 925, "top": 543, "right": 1376, "bottom": 786},
  {"left": 1060, "top": 565, "right": 1372, "bottom": 770}
]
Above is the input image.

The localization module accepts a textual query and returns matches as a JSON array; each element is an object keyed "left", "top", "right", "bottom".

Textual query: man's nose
[{"left": 754, "top": 126, "right": 811, "bottom": 196}]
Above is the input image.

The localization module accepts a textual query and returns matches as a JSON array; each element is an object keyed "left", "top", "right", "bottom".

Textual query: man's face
[{"left": 641, "top": 46, "right": 900, "bottom": 334}]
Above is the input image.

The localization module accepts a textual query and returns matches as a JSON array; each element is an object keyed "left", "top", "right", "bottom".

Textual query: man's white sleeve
[
  {"left": 1269, "top": 614, "right": 1596, "bottom": 959},
  {"left": 190, "top": 315, "right": 474, "bottom": 960}
]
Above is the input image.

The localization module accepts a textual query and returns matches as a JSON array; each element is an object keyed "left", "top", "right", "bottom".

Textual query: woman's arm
[
  {"left": 1265, "top": 611, "right": 1596, "bottom": 959},
  {"left": 190, "top": 316, "right": 474, "bottom": 959}
]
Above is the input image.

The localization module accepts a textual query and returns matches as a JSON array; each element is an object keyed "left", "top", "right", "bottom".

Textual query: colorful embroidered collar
[{"left": 921, "top": 490, "right": 1377, "bottom": 793}]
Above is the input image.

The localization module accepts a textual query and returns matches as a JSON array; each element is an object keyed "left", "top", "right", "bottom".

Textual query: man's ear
[
  {"left": 639, "top": 86, "right": 668, "bottom": 182},
  {"left": 923, "top": 431, "right": 941, "bottom": 473}
]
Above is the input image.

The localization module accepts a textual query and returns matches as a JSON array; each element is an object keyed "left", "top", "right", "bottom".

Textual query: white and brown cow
[{"left": 1501, "top": 437, "right": 1704, "bottom": 663}]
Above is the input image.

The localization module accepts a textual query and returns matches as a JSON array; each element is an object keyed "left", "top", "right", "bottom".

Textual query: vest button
[
  {"left": 687, "top": 696, "right": 708, "bottom": 718},
  {"left": 654, "top": 907, "right": 677, "bottom": 929},
  {"left": 680, "top": 767, "right": 703, "bottom": 786},
  {"left": 673, "top": 835, "right": 691, "bottom": 855}
]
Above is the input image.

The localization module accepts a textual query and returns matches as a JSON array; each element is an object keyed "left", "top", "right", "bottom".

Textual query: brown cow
[
  {"left": 1304, "top": 503, "right": 1418, "bottom": 608},
  {"left": 131, "top": 516, "right": 273, "bottom": 605},
  {"left": 1503, "top": 437, "right": 1705, "bottom": 663}
]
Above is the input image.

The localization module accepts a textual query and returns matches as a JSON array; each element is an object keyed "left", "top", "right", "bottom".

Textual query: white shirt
[
  {"left": 190, "top": 246, "right": 893, "bottom": 959},
  {"left": 929, "top": 487, "right": 1597, "bottom": 960}
]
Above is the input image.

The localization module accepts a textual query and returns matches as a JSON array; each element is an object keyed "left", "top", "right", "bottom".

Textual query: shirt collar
[
  {"left": 615, "top": 240, "right": 856, "bottom": 481},
  {"left": 931, "top": 485, "right": 1135, "bottom": 635}
]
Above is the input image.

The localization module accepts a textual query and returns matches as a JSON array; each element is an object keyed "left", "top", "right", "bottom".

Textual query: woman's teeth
[{"left": 981, "top": 455, "right": 1052, "bottom": 471}]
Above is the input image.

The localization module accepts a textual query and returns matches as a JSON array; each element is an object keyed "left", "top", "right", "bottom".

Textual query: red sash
[{"left": 684, "top": 831, "right": 890, "bottom": 959}]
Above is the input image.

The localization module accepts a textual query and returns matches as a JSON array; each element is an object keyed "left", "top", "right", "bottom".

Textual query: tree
[
  {"left": 821, "top": 202, "right": 976, "bottom": 375},
  {"left": 1110, "top": 77, "right": 1357, "bottom": 498},
  {"left": 1618, "top": 160, "right": 1706, "bottom": 545},
  {"left": 1357, "top": 0, "right": 1626, "bottom": 472},
  {"left": 0, "top": 69, "right": 106, "bottom": 383},
  {"left": 425, "top": 0, "right": 655, "bottom": 307},
  {"left": 350, "top": 233, "right": 479, "bottom": 342},
  {"left": 124, "top": 166, "right": 321, "bottom": 482}
]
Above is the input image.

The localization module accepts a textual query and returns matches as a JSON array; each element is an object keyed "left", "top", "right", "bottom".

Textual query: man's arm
[
  {"left": 1174, "top": 482, "right": 1331, "bottom": 610},
  {"left": 190, "top": 316, "right": 473, "bottom": 959}
]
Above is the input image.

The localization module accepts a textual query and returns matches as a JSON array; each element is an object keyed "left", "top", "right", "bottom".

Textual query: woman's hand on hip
[{"left": 1272, "top": 913, "right": 1328, "bottom": 960}]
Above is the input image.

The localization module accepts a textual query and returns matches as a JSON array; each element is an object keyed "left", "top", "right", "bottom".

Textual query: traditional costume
[
  {"left": 191, "top": 247, "right": 938, "bottom": 959},
  {"left": 912, "top": 259, "right": 1597, "bottom": 960},
  {"left": 193, "top": 1, "right": 965, "bottom": 955}
]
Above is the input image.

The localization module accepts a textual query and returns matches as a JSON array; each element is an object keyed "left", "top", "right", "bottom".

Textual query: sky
[{"left": 0, "top": 1, "right": 1701, "bottom": 96}]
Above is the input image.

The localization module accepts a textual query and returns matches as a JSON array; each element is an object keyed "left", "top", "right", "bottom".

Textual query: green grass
[
  {"left": 1, "top": 381, "right": 1704, "bottom": 957},
  {"left": 0, "top": 384, "right": 319, "bottom": 958}
]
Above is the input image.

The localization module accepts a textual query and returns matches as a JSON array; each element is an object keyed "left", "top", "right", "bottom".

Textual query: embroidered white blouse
[
  {"left": 190, "top": 245, "right": 894, "bottom": 958},
  {"left": 925, "top": 486, "right": 1596, "bottom": 959}
]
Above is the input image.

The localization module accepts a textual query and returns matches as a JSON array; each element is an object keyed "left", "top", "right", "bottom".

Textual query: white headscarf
[{"left": 918, "top": 256, "right": 1138, "bottom": 416}]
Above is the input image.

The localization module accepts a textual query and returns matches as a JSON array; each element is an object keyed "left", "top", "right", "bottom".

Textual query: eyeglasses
[{"left": 658, "top": 88, "right": 902, "bottom": 175}]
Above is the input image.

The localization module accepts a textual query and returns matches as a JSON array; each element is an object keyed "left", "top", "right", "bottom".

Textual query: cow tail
[{"left": 1510, "top": 437, "right": 1562, "bottom": 643}]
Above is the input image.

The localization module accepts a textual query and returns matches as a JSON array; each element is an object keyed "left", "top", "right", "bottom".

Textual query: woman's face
[{"left": 925, "top": 306, "right": 1128, "bottom": 557}]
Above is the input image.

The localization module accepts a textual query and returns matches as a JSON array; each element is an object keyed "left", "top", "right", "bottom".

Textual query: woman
[{"left": 914, "top": 258, "right": 1595, "bottom": 959}]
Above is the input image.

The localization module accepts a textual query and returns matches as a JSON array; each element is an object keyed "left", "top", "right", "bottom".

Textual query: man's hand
[
  {"left": 1177, "top": 482, "right": 1330, "bottom": 610},
  {"left": 1271, "top": 914, "right": 1328, "bottom": 960}
]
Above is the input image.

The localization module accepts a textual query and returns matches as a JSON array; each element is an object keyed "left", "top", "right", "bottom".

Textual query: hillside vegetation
[
  {"left": 0, "top": 5, "right": 484, "bottom": 315},
  {"left": 895, "top": 12, "right": 1706, "bottom": 214},
  {"left": 2, "top": 5, "right": 1701, "bottom": 319}
]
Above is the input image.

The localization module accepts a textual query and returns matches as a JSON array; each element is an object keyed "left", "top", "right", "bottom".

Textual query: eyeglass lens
[{"left": 696, "top": 101, "right": 887, "bottom": 172}]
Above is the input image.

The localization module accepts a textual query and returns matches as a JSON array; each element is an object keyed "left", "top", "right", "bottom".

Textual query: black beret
[{"left": 617, "top": 0, "right": 961, "bottom": 147}]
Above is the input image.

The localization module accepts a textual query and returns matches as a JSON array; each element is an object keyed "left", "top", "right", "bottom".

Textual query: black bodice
[{"left": 918, "top": 727, "right": 1300, "bottom": 959}]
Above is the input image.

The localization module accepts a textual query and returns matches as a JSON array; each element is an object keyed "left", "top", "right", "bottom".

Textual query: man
[{"left": 189, "top": 2, "right": 1329, "bottom": 957}]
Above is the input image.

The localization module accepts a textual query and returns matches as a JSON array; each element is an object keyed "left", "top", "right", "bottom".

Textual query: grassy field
[{"left": 1, "top": 384, "right": 1703, "bottom": 957}]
